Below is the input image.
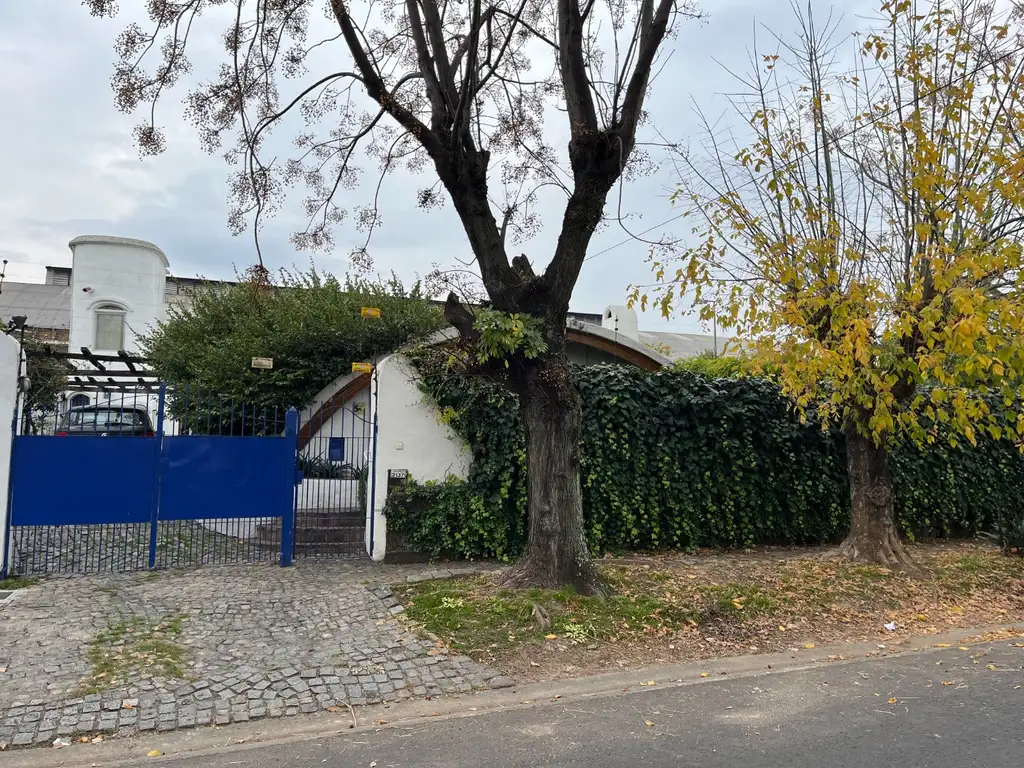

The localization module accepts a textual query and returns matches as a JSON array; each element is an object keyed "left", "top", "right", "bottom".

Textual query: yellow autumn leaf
[
  {"left": 934, "top": 643, "right": 951, "bottom": 648},
  {"left": 147, "top": 750, "right": 163, "bottom": 758},
  {"left": 645, "top": 720, "right": 655, "bottom": 727},
  {"left": 915, "top": 614, "right": 928, "bottom": 621},
  {"left": 640, "top": 680, "right": 657, "bottom": 686},
  {"left": 986, "top": 664, "right": 997, "bottom": 670},
  {"left": 699, "top": 672, "right": 710, "bottom": 678},
  {"left": 941, "top": 680, "right": 954, "bottom": 686},
  {"left": 804, "top": 643, "right": 815, "bottom": 649},
  {"left": 959, "top": 646, "right": 970, "bottom": 651},
  {"left": 544, "top": 634, "right": 557, "bottom": 640},
  {"left": 888, "top": 697, "right": 897, "bottom": 704}
]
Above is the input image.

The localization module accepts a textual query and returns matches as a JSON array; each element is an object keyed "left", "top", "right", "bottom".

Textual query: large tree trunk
[
  {"left": 833, "top": 422, "right": 919, "bottom": 571},
  {"left": 501, "top": 354, "right": 606, "bottom": 596}
]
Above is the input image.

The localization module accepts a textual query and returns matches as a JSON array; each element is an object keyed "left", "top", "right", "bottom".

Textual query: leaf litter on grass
[{"left": 397, "top": 544, "right": 1024, "bottom": 681}]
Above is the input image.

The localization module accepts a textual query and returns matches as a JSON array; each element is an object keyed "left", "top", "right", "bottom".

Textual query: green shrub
[
  {"left": 384, "top": 363, "right": 1024, "bottom": 560},
  {"left": 296, "top": 454, "right": 353, "bottom": 480},
  {"left": 670, "top": 350, "right": 762, "bottom": 379},
  {"left": 982, "top": 512, "right": 1024, "bottom": 555}
]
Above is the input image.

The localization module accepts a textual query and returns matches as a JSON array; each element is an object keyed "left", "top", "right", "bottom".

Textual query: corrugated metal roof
[
  {"left": 639, "top": 330, "right": 733, "bottom": 360},
  {"left": 0, "top": 282, "right": 71, "bottom": 329}
]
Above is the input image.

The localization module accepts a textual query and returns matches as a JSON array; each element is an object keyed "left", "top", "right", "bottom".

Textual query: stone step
[
  {"left": 257, "top": 523, "right": 365, "bottom": 546},
  {"left": 292, "top": 541, "right": 367, "bottom": 555},
  {"left": 293, "top": 508, "right": 364, "bottom": 525}
]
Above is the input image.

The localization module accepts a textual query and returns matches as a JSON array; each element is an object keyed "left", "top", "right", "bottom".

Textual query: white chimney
[{"left": 601, "top": 305, "right": 639, "bottom": 342}]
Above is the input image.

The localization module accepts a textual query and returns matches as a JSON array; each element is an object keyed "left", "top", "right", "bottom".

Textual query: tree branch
[
  {"left": 558, "top": 0, "right": 599, "bottom": 135},
  {"left": 329, "top": 0, "right": 445, "bottom": 159},
  {"left": 618, "top": 0, "right": 676, "bottom": 143}
]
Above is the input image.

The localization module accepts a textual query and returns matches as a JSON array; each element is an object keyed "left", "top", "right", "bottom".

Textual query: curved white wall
[
  {"left": 68, "top": 236, "right": 169, "bottom": 354},
  {"left": 365, "top": 354, "right": 472, "bottom": 560}
]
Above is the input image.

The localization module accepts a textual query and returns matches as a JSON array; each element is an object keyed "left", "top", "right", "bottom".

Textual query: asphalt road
[{"left": 96, "top": 642, "right": 1024, "bottom": 767}]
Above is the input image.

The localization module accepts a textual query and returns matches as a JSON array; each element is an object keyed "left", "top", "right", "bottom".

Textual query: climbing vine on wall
[{"left": 384, "top": 359, "right": 1024, "bottom": 560}]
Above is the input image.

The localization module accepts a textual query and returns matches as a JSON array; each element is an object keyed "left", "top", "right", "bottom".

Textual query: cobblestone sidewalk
[{"left": 0, "top": 561, "right": 504, "bottom": 749}]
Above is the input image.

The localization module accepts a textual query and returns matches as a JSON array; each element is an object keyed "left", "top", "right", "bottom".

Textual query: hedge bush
[{"left": 384, "top": 363, "right": 1024, "bottom": 560}]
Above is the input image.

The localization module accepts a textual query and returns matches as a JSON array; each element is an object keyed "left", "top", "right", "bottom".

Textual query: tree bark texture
[
  {"left": 501, "top": 350, "right": 606, "bottom": 595},
  {"left": 833, "top": 422, "right": 919, "bottom": 571}
]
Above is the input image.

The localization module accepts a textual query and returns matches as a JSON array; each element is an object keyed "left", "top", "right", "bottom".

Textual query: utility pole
[{"left": 712, "top": 302, "right": 718, "bottom": 357}]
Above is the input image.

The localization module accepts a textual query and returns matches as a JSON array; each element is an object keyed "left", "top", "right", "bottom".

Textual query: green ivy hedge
[{"left": 384, "top": 364, "right": 1024, "bottom": 560}]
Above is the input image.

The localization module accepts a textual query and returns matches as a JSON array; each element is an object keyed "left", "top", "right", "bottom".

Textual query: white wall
[
  {"left": 68, "top": 235, "right": 169, "bottom": 354},
  {"left": 365, "top": 354, "right": 472, "bottom": 560},
  {"left": 300, "top": 374, "right": 372, "bottom": 469},
  {"left": 296, "top": 478, "right": 361, "bottom": 510},
  {"left": 300, "top": 371, "right": 362, "bottom": 421},
  {"left": 0, "top": 335, "right": 19, "bottom": 576},
  {"left": 602, "top": 305, "right": 640, "bottom": 342}
]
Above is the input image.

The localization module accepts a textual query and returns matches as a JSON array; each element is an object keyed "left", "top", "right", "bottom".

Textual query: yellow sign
[
  {"left": 251, "top": 357, "right": 274, "bottom": 370},
  {"left": 352, "top": 362, "right": 373, "bottom": 374},
  {"left": 361, "top": 307, "right": 381, "bottom": 319}
]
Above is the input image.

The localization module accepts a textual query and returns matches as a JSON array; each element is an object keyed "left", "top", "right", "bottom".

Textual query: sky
[{"left": 0, "top": 0, "right": 873, "bottom": 333}]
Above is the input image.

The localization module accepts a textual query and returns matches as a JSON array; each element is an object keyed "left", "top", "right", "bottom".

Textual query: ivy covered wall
[{"left": 384, "top": 363, "right": 1024, "bottom": 560}]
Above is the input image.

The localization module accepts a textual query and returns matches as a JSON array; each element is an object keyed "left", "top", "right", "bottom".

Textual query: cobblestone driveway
[{"left": 0, "top": 562, "right": 503, "bottom": 748}]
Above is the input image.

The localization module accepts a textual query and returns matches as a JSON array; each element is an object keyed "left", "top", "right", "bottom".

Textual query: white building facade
[{"left": 66, "top": 235, "right": 170, "bottom": 358}]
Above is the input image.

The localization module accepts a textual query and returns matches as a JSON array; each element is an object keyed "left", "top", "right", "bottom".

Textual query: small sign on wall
[
  {"left": 361, "top": 307, "right": 381, "bottom": 319},
  {"left": 352, "top": 362, "right": 373, "bottom": 374},
  {"left": 251, "top": 357, "right": 274, "bottom": 370}
]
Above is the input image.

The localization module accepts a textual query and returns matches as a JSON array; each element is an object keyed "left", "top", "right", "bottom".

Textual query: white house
[{"left": 0, "top": 234, "right": 728, "bottom": 560}]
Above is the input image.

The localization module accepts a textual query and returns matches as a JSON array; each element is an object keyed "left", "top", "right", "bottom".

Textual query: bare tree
[{"left": 85, "top": 0, "right": 698, "bottom": 593}]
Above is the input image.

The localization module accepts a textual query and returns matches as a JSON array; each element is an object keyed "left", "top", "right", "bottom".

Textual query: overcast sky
[{"left": 0, "top": 0, "right": 873, "bottom": 333}]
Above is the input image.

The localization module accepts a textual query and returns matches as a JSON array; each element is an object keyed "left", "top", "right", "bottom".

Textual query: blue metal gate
[{"left": 3, "top": 386, "right": 300, "bottom": 576}]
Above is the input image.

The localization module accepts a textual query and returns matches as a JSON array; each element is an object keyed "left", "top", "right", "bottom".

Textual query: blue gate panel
[
  {"left": 159, "top": 436, "right": 292, "bottom": 521},
  {"left": 9, "top": 436, "right": 158, "bottom": 526}
]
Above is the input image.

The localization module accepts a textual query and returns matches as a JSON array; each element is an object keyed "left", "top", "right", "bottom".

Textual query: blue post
[
  {"left": 147, "top": 384, "right": 167, "bottom": 570},
  {"left": 280, "top": 408, "right": 299, "bottom": 567}
]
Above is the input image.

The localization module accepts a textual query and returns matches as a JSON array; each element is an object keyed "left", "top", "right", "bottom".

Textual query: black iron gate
[{"left": 292, "top": 396, "right": 375, "bottom": 558}]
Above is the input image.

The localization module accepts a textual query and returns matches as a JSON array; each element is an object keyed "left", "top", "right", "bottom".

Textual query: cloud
[{"left": 0, "top": 0, "right": 872, "bottom": 332}]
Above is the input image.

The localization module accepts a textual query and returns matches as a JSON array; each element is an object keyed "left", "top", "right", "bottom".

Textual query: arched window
[
  {"left": 69, "top": 393, "right": 90, "bottom": 409},
  {"left": 94, "top": 304, "right": 126, "bottom": 351}
]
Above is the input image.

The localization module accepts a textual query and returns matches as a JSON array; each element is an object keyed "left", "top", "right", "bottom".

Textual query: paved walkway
[{"left": 0, "top": 561, "right": 504, "bottom": 748}]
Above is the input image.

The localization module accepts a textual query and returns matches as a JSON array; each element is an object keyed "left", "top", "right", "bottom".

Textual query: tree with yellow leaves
[{"left": 635, "top": 0, "right": 1024, "bottom": 569}]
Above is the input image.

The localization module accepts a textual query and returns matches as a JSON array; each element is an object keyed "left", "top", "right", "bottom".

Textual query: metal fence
[
  {"left": 293, "top": 403, "right": 374, "bottom": 559},
  {"left": 4, "top": 385, "right": 301, "bottom": 576}
]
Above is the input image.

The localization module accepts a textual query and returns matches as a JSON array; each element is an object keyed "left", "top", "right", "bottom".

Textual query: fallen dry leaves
[{"left": 400, "top": 543, "right": 1024, "bottom": 683}]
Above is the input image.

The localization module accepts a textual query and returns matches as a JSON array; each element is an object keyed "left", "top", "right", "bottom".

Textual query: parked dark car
[{"left": 56, "top": 406, "right": 156, "bottom": 437}]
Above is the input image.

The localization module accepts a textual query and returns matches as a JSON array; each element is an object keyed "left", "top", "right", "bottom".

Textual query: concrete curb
[{"left": 5, "top": 620, "right": 1023, "bottom": 768}]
